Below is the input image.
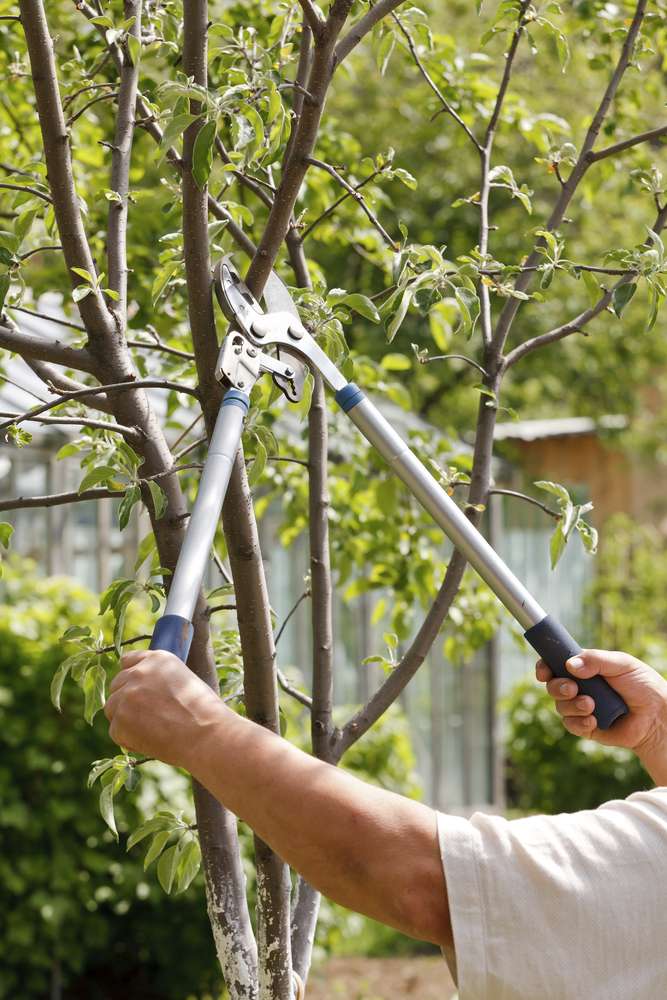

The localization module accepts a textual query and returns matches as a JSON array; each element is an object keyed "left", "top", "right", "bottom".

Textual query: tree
[{"left": 0, "top": 1, "right": 666, "bottom": 997}]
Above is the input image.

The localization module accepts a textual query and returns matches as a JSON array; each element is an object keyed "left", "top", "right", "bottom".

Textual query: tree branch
[
  {"left": 492, "top": 0, "right": 648, "bottom": 354},
  {"left": 0, "top": 181, "right": 52, "bottom": 203},
  {"left": 297, "top": 0, "right": 326, "bottom": 38},
  {"left": 334, "top": 0, "right": 407, "bottom": 66},
  {"left": 0, "top": 377, "right": 199, "bottom": 431},
  {"left": 308, "top": 172, "right": 383, "bottom": 244},
  {"left": 588, "top": 123, "right": 667, "bottom": 163},
  {"left": 18, "top": 0, "right": 118, "bottom": 349},
  {"left": 504, "top": 201, "right": 667, "bottom": 368},
  {"left": 306, "top": 157, "right": 398, "bottom": 249},
  {"left": 392, "top": 14, "right": 481, "bottom": 152},
  {"left": 107, "top": 0, "right": 142, "bottom": 320},
  {"left": 478, "top": 1, "right": 531, "bottom": 349},
  {"left": 0, "top": 321, "right": 97, "bottom": 374},
  {"left": 0, "top": 410, "right": 141, "bottom": 440},
  {"left": 9, "top": 305, "right": 86, "bottom": 333},
  {"left": 276, "top": 668, "right": 313, "bottom": 710},
  {"left": 488, "top": 488, "right": 558, "bottom": 520}
]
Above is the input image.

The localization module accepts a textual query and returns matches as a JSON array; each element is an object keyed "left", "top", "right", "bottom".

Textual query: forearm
[{"left": 182, "top": 703, "right": 452, "bottom": 947}]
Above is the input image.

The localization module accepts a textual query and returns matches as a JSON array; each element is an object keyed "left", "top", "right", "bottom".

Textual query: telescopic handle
[
  {"left": 334, "top": 382, "right": 628, "bottom": 730},
  {"left": 524, "top": 616, "right": 627, "bottom": 730},
  {"left": 149, "top": 388, "right": 250, "bottom": 661}
]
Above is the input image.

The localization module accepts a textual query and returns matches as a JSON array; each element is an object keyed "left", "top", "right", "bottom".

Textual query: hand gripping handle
[{"left": 524, "top": 616, "right": 628, "bottom": 730}]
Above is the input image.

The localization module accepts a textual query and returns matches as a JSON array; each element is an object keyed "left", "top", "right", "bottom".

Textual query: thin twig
[
  {"left": 488, "top": 488, "right": 559, "bottom": 520},
  {"left": 306, "top": 157, "right": 398, "bottom": 249},
  {"left": 9, "top": 305, "right": 87, "bottom": 332},
  {"left": 267, "top": 454, "right": 310, "bottom": 468},
  {"left": 274, "top": 588, "right": 311, "bottom": 647},
  {"left": 67, "top": 89, "right": 119, "bottom": 126},
  {"left": 0, "top": 410, "right": 140, "bottom": 437},
  {"left": 18, "top": 244, "right": 63, "bottom": 261},
  {"left": 588, "top": 123, "right": 667, "bottom": 163},
  {"left": 392, "top": 14, "right": 481, "bottom": 152},
  {"left": 419, "top": 353, "right": 488, "bottom": 376},
  {"left": 300, "top": 169, "right": 381, "bottom": 242},
  {"left": 0, "top": 182, "right": 52, "bottom": 204},
  {"left": 0, "top": 377, "right": 199, "bottom": 431},
  {"left": 277, "top": 668, "right": 313, "bottom": 709},
  {"left": 334, "top": 0, "right": 407, "bottom": 66}
]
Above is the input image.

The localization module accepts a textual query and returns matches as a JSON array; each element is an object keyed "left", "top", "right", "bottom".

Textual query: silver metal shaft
[
  {"left": 164, "top": 400, "right": 246, "bottom": 622},
  {"left": 345, "top": 396, "right": 546, "bottom": 630}
]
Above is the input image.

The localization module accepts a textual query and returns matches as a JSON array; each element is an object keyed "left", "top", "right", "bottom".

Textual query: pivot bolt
[
  {"left": 248, "top": 348, "right": 257, "bottom": 358},
  {"left": 288, "top": 323, "right": 304, "bottom": 341}
]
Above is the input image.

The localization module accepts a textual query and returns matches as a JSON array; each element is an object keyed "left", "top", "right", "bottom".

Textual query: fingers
[
  {"left": 564, "top": 649, "right": 639, "bottom": 678},
  {"left": 535, "top": 659, "right": 553, "bottom": 683},
  {"left": 553, "top": 693, "right": 595, "bottom": 718},
  {"left": 120, "top": 649, "right": 152, "bottom": 670},
  {"left": 562, "top": 714, "right": 598, "bottom": 738}
]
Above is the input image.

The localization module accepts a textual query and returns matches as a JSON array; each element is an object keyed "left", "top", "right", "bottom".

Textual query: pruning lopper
[{"left": 149, "top": 258, "right": 627, "bottom": 730}]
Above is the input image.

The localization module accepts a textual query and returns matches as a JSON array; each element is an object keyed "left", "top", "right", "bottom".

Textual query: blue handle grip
[
  {"left": 524, "top": 615, "right": 627, "bottom": 730},
  {"left": 150, "top": 615, "right": 194, "bottom": 661}
]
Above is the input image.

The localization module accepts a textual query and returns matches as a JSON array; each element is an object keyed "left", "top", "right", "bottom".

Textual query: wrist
[
  {"left": 636, "top": 722, "right": 667, "bottom": 786},
  {"left": 177, "top": 695, "right": 229, "bottom": 774}
]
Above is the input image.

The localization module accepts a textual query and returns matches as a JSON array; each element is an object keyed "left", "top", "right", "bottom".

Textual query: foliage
[
  {"left": 586, "top": 514, "right": 667, "bottom": 666},
  {"left": 0, "top": 559, "right": 224, "bottom": 1000},
  {"left": 1, "top": 0, "right": 667, "bottom": 992},
  {"left": 504, "top": 680, "right": 651, "bottom": 814}
]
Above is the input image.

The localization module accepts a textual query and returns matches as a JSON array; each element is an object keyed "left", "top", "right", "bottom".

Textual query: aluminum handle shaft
[{"left": 339, "top": 390, "right": 546, "bottom": 630}]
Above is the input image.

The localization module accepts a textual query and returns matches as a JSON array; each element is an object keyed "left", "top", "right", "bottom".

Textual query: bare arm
[
  {"left": 537, "top": 650, "right": 667, "bottom": 785},
  {"left": 105, "top": 650, "right": 453, "bottom": 950}
]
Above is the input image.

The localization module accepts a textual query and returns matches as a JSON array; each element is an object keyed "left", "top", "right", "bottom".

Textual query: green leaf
[
  {"left": 336, "top": 293, "right": 381, "bottom": 323},
  {"left": 78, "top": 465, "right": 118, "bottom": 493},
  {"left": 381, "top": 353, "right": 412, "bottom": 371},
  {"left": 581, "top": 270, "right": 600, "bottom": 307},
  {"left": 549, "top": 522, "right": 566, "bottom": 569},
  {"left": 87, "top": 758, "right": 116, "bottom": 788},
  {"left": 192, "top": 120, "right": 217, "bottom": 190},
  {"left": 157, "top": 843, "right": 179, "bottom": 893},
  {"left": 393, "top": 167, "right": 417, "bottom": 190},
  {"left": 612, "top": 281, "right": 637, "bottom": 318},
  {"left": 386, "top": 288, "right": 413, "bottom": 342},
  {"left": 144, "top": 830, "right": 172, "bottom": 870},
  {"left": 119, "top": 484, "right": 141, "bottom": 531},
  {"left": 160, "top": 113, "right": 201, "bottom": 152},
  {"left": 0, "top": 522, "right": 13, "bottom": 548},
  {"left": 147, "top": 480, "right": 167, "bottom": 519},
  {"left": 72, "top": 284, "right": 92, "bottom": 303},
  {"left": 127, "top": 813, "right": 176, "bottom": 850},
  {"left": 99, "top": 782, "right": 119, "bottom": 841},
  {"left": 0, "top": 273, "right": 9, "bottom": 313},
  {"left": 127, "top": 32, "right": 141, "bottom": 67},
  {"left": 577, "top": 519, "right": 599, "bottom": 555},
  {"left": 248, "top": 441, "right": 267, "bottom": 487},
  {"left": 50, "top": 662, "right": 71, "bottom": 712},
  {"left": 83, "top": 662, "right": 106, "bottom": 724},
  {"left": 71, "top": 266, "right": 94, "bottom": 283},
  {"left": 534, "top": 479, "right": 571, "bottom": 505},
  {"left": 175, "top": 837, "right": 201, "bottom": 893},
  {"left": 455, "top": 286, "right": 480, "bottom": 338}
]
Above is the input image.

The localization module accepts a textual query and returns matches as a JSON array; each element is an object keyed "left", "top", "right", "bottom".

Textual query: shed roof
[{"left": 494, "top": 414, "right": 627, "bottom": 442}]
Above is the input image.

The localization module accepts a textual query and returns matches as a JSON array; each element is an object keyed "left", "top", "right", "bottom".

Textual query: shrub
[
  {"left": 504, "top": 681, "right": 651, "bottom": 814},
  {"left": 0, "top": 559, "right": 222, "bottom": 999}
]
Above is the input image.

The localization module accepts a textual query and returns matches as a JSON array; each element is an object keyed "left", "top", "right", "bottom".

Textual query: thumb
[{"left": 566, "top": 649, "right": 639, "bottom": 679}]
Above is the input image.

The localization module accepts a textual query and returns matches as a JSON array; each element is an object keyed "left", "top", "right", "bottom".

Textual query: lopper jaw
[{"left": 213, "top": 258, "right": 309, "bottom": 403}]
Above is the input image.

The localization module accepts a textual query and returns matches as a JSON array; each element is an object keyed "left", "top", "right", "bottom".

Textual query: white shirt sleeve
[{"left": 437, "top": 788, "right": 667, "bottom": 1000}]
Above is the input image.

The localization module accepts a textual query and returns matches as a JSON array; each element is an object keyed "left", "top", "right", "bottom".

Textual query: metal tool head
[{"left": 213, "top": 257, "right": 307, "bottom": 402}]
